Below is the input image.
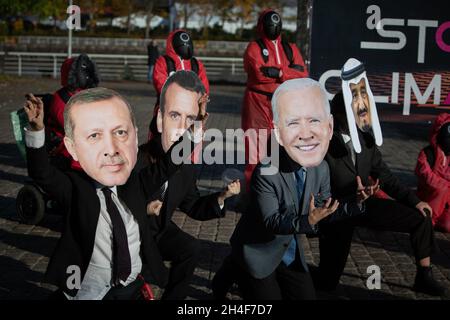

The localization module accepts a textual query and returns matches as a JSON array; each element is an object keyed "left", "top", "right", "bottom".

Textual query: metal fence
[{"left": 0, "top": 51, "right": 246, "bottom": 83}]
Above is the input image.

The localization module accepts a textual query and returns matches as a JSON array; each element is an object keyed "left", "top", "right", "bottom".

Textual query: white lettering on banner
[
  {"left": 391, "top": 72, "right": 400, "bottom": 104},
  {"left": 403, "top": 73, "right": 441, "bottom": 115},
  {"left": 361, "top": 5, "right": 406, "bottom": 51},
  {"left": 407, "top": 20, "right": 439, "bottom": 63},
  {"left": 319, "top": 69, "right": 341, "bottom": 100},
  {"left": 318, "top": 70, "right": 444, "bottom": 115},
  {"left": 360, "top": 5, "right": 449, "bottom": 63}
]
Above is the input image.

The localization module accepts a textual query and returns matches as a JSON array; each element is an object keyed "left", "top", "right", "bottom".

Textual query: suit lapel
[
  {"left": 333, "top": 133, "right": 357, "bottom": 174},
  {"left": 301, "top": 168, "right": 314, "bottom": 216},
  {"left": 280, "top": 171, "right": 299, "bottom": 213}
]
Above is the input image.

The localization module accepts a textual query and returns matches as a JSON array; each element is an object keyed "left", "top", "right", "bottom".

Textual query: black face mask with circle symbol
[
  {"left": 263, "top": 11, "right": 282, "bottom": 40},
  {"left": 172, "top": 31, "right": 194, "bottom": 60}
]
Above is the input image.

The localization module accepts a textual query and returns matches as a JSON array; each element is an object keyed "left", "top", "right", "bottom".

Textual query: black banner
[{"left": 309, "top": 0, "right": 450, "bottom": 114}]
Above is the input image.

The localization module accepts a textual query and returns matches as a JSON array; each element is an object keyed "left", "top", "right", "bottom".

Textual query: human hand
[
  {"left": 218, "top": 179, "right": 240, "bottom": 206},
  {"left": 308, "top": 194, "right": 339, "bottom": 225},
  {"left": 23, "top": 93, "right": 44, "bottom": 131},
  {"left": 416, "top": 201, "right": 433, "bottom": 218},
  {"left": 147, "top": 200, "right": 163, "bottom": 216},
  {"left": 356, "top": 176, "right": 380, "bottom": 205}
]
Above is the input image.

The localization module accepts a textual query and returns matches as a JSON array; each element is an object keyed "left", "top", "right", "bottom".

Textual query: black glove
[{"left": 260, "top": 66, "right": 281, "bottom": 78}]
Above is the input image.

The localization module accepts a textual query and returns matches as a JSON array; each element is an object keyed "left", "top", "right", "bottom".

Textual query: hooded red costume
[
  {"left": 416, "top": 113, "right": 450, "bottom": 232},
  {"left": 242, "top": 9, "right": 308, "bottom": 185},
  {"left": 152, "top": 29, "right": 209, "bottom": 99},
  {"left": 46, "top": 58, "right": 81, "bottom": 162},
  {"left": 46, "top": 54, "right": 99, "bottom": 170}
]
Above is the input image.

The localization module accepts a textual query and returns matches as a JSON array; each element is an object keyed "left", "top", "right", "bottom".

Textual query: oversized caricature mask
[{"left": 341, "top": 58, "right": 382, "bottom": 153}]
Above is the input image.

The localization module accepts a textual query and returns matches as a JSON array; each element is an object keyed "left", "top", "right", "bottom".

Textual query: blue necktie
[{"left": 282, "top": 169, "right": 305, "bottom": 266}]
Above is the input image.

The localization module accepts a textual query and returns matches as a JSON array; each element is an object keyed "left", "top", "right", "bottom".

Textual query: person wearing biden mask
[{"left": 225, "top": 78, "right": 365, "bottom": 300}]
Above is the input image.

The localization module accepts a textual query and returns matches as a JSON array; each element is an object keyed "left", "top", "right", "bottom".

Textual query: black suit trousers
[
  {"left": 158, "top": 222, "right": 201, "bottom": 300},
  {"left": 236, "top": 259, "right": 316, "bottom": 300},
  {"left": 318, "top": 198, "right": 437, "bottom": 289}
]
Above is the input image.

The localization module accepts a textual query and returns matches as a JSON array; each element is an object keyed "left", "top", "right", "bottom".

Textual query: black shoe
[{"left": 413, "top": 266, "right": 448, "bottom": 297}]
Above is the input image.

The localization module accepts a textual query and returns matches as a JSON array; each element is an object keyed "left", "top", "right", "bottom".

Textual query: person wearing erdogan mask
[
  {"left": 150, "top": 29, "right": 209, "bottom": 140},
  {"left": 241, "top": 9, "right": 308, "bottom": 189}
]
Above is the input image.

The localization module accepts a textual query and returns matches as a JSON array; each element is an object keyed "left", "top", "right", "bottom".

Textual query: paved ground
[{"left": 0, "top": 76, "right": 449, "bottom": 300}]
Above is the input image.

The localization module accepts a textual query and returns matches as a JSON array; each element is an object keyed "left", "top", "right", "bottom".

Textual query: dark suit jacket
[
  {"left": 136, "top": 137, "right": 225, "bottom": 240},
  {"left": 325, "top": 130, "right": 420, "bottom": 207},
  {"left": 26, "top": 141, "right": 182, "bottom": 297},
  {"left": 230, "top": 146, "right": 362, "bottom": 279}
]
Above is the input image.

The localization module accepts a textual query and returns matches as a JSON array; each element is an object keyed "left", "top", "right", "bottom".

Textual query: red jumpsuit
[
  {"left": 152, "top": 29, "right": 209, "bottom": 103},
  {"left": 416, "top": 113, "right": 450, "bottom": 232},
  {"left": 46, "top": 57, "right": 81, "bottom": 170},
  {"left": 242, "top": 9, "right": 308, "bottom": 186}
]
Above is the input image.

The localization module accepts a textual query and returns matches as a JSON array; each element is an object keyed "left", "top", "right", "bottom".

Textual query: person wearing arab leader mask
[
  {"left": 340, "top": 58, "right": 382, "bottom": 154},
  {"left": 313, "top": 62, "right": 448, "bottom": 296}
]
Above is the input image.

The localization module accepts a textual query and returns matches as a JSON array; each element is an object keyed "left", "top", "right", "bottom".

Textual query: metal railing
[{"left": 0, "top": 51, "right": 245, "bottom": 82}]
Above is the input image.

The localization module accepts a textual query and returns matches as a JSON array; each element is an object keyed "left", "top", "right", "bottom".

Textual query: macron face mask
[{"left": 341, "top": 58, "right": 382, "bottom": 153}]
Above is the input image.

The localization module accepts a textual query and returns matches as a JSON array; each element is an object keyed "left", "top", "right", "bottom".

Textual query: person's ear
[
  {"left": 64, "top": 137, "right": 79, "bottom": 161},
  {"left": 328, "top": 115, "right": 334, "bottom": 140},
  {"left": 157, "top": 110, "right": 163, "bottom": 134},
  {"left": 135, "top": 128, "right": 139, "bottom": 148},
  {"left": 273, "top": 123, "right": 283, "bottom": 146}
]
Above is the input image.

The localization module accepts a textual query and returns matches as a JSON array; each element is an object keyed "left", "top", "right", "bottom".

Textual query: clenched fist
[
  {"left": 218, "top": 179, "right": 241, "bottom": 206},
  {"left": 147, "top": 200, "right": 163, "bottom": 216}
]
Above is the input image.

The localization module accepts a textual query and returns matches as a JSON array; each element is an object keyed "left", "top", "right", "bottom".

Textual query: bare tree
[
  {"left": 144, "top": 0, "right": 155, "bottom": 39},
  {"left": 177, "top": 0, "right": 198, "bottom": 29},
  {"left": 232, "top": 0, "right": 256, "bottom": 38},
  {"left": 196, "top": 0, "right": 215, "bottom": 38}
]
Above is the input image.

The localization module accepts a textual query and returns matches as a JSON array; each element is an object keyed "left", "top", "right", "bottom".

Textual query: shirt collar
[
  {"left": 95, "top": 182, "right": 118, "bottom": 196},
  {"left": 341, "top": 133, "right": 351, "bottom": 144}
]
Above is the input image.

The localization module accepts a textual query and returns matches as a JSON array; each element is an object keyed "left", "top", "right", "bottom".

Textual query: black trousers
[
  {"left": 157, "top": 222, "right": 201, "bottom": 300},
  {"left": 317, "top": 198, "right": 437, "bottom": 289},
  {"left": 236, "top": 259, "right": 316, "bottom": 300}
]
